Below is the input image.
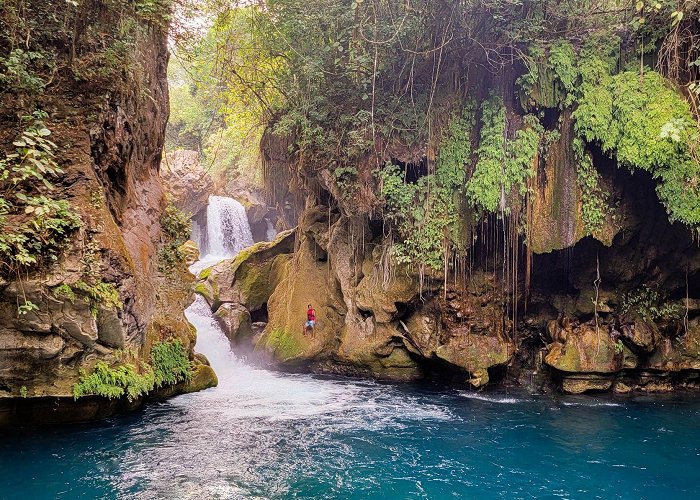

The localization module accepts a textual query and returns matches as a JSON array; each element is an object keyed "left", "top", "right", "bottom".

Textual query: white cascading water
[
  {"left": 206, "top": 195, "right": 254, "bottom": 257},
  {"left": 190, "top": 195, "right": 254, "bottom": 274}
]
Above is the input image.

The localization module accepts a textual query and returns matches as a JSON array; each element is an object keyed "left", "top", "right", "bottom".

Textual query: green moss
[
  {"left": 194, "top": 283, "right": 213, "bottom": 302},
  {"left": 198, "top": 267, "right": 212, "bottom": 280},
  {"left": 51, "top": 280, "right": 122, "bottom": 318},
  {"left": 266, "top": 327, "right": 304, "bottom": 360},
  {"left": 236, "top": 262, "right": 270, "bottom": 308}
]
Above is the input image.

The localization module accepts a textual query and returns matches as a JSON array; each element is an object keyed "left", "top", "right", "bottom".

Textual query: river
[{"left": 0, "top": 292, "right": 699, "bottom": 498}]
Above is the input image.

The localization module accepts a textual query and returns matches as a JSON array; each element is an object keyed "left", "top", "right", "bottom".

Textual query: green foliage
[
  {"left": 614, "top": 340, "right": 624, "bottom": 355},
  {"left": 151, "top": 339, "right": 193, "bottom": 386},
  {"left": 572, "top": 137, "right": 610, "bottom": 232},
  {"left": 467, "top": 94, "right": 540, "bottom": 214},
  {"left": 73, "top": 339, "right": 192, "bottom": 401},
  {"left": 620, "top": 284, "right": 683, "bottom": 322},
  {"left": 467, "top": 93, "right": 507, "bottom": 212},
  {"left": 575, "top": 69, "right": 700, "bottom": 225},
  {"left": 161, "top": 200, "right": 191, "bottom": 244},
  {"left": 52, "top": 283, "right": 76, "bottom": 303},
  {"left": 52, "top": 280, "right": 122, "bottom": 318},
  {"left": 0, "top": 118, "right": 82, "bottom": 281},
  {"left": 17, "top": 300, "right": 39, "bottom": 316},
  {"left": 73, "top": 361, "right": 155, "bottom": 401},
  {"left": 379, "top": 105, "right": 475, "bottom": 270},
  {"left": 19, "top": 386, "right": 28, "bottom": 398},
  {"left": 158, "top": 199, "right": 191, "bottom": 273},
  {"left": 333, "top": 165, "right": 359, "bottom": 194},
  {"left": 0, "top": 48, "right": 51, "bottom": 95},
  {"left": 521, "top": 38, "right": 700, "bottom": 229}
]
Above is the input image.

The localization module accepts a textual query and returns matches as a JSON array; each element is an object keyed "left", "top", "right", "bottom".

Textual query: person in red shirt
[{"left": 305, "top": 304, "right": 316, "bottom": 337}]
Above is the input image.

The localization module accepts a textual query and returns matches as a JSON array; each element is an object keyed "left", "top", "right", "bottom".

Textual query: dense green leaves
[
  {"left": 574, "top": 68, "right": 700, "bottom": 225},
  {"left": 379, "top": 105, "right": 475, "bottom": 270},
  {"left": 73, "top": 339, "right": 193, "bottom": 401},
  {"left": 0, "top": 118, "right": 82, "bottom": 282},
  {"left": 467, "top": 94, "right": 540, "bottom": 215}
]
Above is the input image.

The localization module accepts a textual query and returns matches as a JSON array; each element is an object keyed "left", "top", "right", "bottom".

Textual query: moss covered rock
[
  {"left": 199, "top": 229, "right": 295, "bottom": 313},
  {"left": 545, "top": 317, "right": 622, "bottom": 374}
]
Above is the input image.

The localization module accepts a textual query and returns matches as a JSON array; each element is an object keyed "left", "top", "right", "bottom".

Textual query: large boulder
[
  {"left": 196, "top": 229, "right": 296, "bottom": 312},
  {"left": 544, "top": 316, "right": 629, "bottom": 393},
  {"left": 257, "top": 235, "right": 345, "bottom": 366},
  {"left": 161, "top": 150, "right": 215, "bottom": 216},
  {"left": 215, "top": 303, "right": 253, "bottom": 345}
]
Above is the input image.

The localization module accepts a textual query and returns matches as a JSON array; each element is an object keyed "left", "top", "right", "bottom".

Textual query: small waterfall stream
[
  {"left": 190, "top": 195, "right": 255, "bottom": 274},
  {"left": 205, "top": 195, "right": 254, "bottom": 257}
]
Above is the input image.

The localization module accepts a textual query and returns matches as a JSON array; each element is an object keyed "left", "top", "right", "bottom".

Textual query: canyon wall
[{"left": 0, "top": 1, "right": 215, "bottom": 425}]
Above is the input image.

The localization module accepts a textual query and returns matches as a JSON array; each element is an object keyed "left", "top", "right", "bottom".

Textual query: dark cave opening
[
  {"left": 540, "top": 107, "right": 561, "bottom": 131},
  {"left": 391, "top": 156, "right": 428, "bottom": 184},
  {"left": 250, "top": 303, "right": 269, "bottom": 324}
]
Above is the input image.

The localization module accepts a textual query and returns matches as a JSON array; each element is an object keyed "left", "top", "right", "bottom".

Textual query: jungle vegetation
[
  {"left": 2, "top": 0, "right": 699, "bottom": 280},
  {"left": 165, "top": 0, "right": 699, "bottom": 275}
]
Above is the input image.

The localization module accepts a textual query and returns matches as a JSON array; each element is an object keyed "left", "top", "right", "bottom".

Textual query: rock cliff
[
  {"left": 0, "top": 1, "right": 215, "bottom": 426},
  {"left": 199, "top": 115, "right": 700, "bottom": 396}
]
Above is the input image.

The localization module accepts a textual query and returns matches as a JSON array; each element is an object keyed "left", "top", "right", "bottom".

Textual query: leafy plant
[
  {"left": 151, "top": 339, "right": 193, "bottom": 386},
  {"left": 378, "top": 103, "right": 475, "bottom": 271},
  {"left": 73, "top": 339, "right": 193, "bottom": 401},
  {"left": 52, "top": 280, "right": 122, "bottom": 318},
  {"left": 614, "top": 340, "right": 624, "bottom": 354},
  {"left": 620, "top": 284, "right": 683, "bottom": 322},
  {"left": 0, "top": 119, "right": 82, "bottom": 313}
]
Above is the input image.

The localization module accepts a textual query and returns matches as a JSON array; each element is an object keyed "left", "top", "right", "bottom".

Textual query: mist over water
[{"left": 1, "top": 196, "right": 698, "bottom": 499}]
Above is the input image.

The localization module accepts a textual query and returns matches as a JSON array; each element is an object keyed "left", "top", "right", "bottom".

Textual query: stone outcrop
[
  {"left": 161, "top": 150, "right": 215, "bottom": 216},
  {"left": 543, "top": 315, "right": 700, "bottom": 394},
  {"left": 0, "top": 5, "right": 215, "bottom": 424},
  {"left": 196, "top": 229, "right": 296, "bottom": 345},
  {"left": 198, "top": 210, "right": 516, "bottom": 386}
]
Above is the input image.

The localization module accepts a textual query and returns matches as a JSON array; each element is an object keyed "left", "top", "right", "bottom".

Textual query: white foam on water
[{"left": 459, "top": 392, "right": 523, "bottom": 404}]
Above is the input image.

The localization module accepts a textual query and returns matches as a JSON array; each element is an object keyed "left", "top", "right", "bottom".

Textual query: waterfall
[
  {"left": 190, "top": 195, "right": 254, "bottom": 274},
  {"left": 201, "top": 195, "right": 254, "bottom": 257},
  {"left": 265, "top": 218, "right": 277, "bottom": 241}
]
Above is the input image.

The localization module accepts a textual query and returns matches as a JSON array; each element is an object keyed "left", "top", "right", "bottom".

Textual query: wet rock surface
[{"left": 0, "top": 11, "right": 214, "bottom": 423}]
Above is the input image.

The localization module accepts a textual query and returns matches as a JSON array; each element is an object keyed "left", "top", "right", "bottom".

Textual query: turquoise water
[{"left": 1, "top": 297, "right": 698, "bottom": 499}]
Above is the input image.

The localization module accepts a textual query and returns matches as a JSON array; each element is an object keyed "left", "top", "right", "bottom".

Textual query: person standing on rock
[{"left": 305, "top": 304, "right": 316, "bottom": 337}]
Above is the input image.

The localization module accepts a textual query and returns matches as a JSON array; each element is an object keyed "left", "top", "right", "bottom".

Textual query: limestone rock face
[
  {"left": 0, "top": 9, "right": 213, "bottom": 422},
  {"left": 543, "top": 314, "right": 700, "bottom": 393},
  {"left": 215, "top": 303, "right": 253, "bottom": 344},
  {"left": 161, "top": 150, "right": 215, "bottom": 216},
  {"left": 528, "top": 110, "right": 620, "bottom": 253},
  {"left": 198, "top": 229, "right": 295, "bottom": 312},
  {"left": 648, "top": 319, "right": 700, "bottom": 371},
  {"left": 545, "top": 317, "right": 623, "bottom": 374},
  {"left": 178, "top": 240, "right": 200, "bottom": 266},
  {"left": 208, "top": 209, "right": 515, "bottom": 385}
]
